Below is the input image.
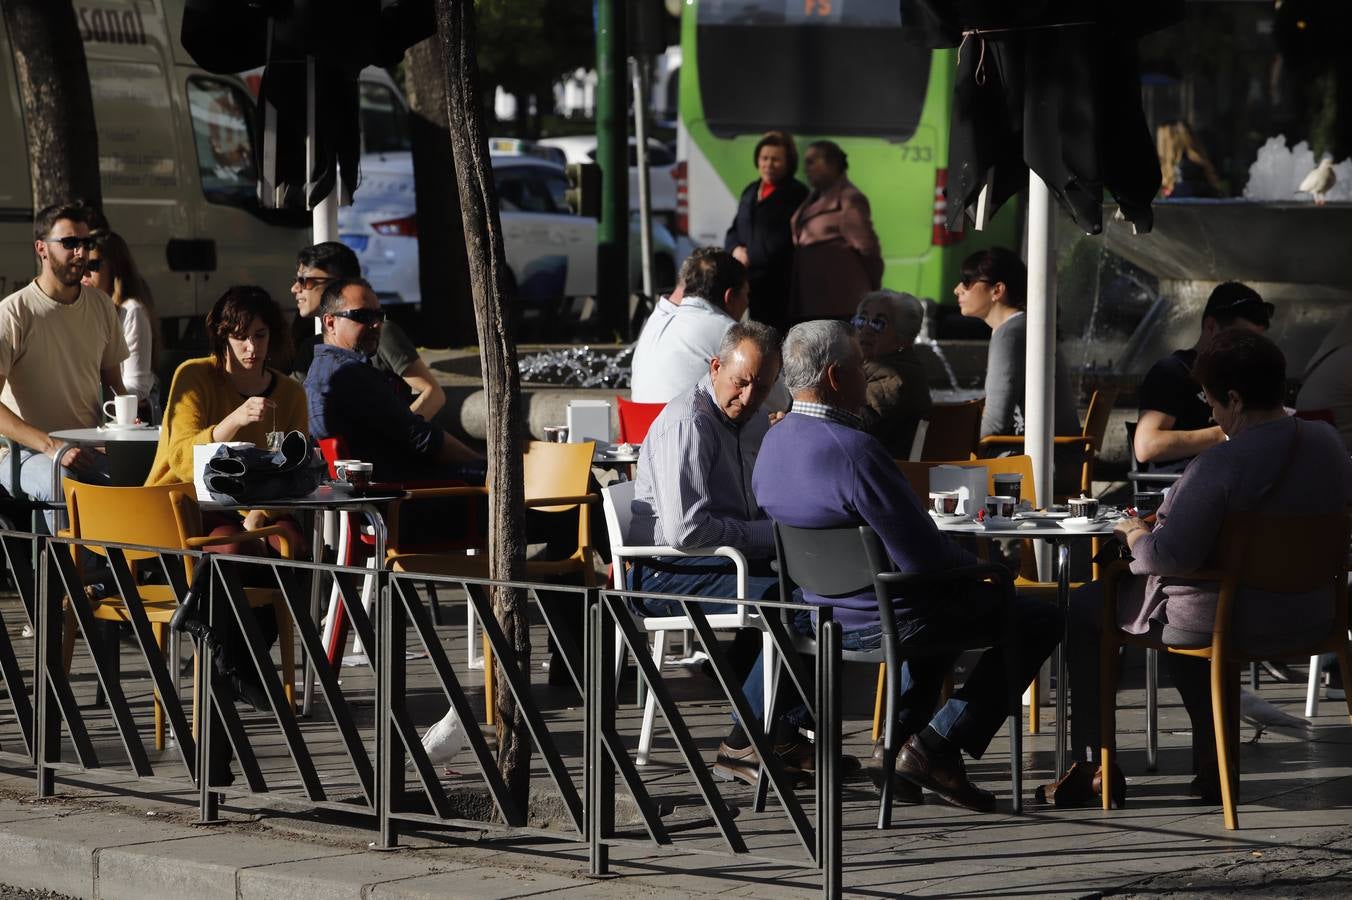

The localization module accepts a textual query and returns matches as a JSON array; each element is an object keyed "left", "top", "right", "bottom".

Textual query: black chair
[
  {"left": 768, "top": 522, "right": 1021, "bottom": 828},
  {"left": 1124, "top": 421, "right": 1182, "bottom": 514}
]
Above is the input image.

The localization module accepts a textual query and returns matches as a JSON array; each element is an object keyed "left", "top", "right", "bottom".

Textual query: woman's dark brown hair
[
  {"left": 205, "top": 285, "right": 287, "bottom": 371},
  {"left": 752, "top": 130, "right": 799, "bottom": 179},
  {"left": 96, "top": 232, "right": 160, "bottom": 370},
  {"left": 1191, "top": 327, "right": 1286, "bottom": 411},
  {"left": 960, "top": 246, "right": 1027, "bottom": 310}
]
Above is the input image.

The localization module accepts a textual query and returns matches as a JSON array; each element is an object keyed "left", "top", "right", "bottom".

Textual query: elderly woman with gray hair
[{"left": 851, "top": 290, "right": 934, "bottom": 457}]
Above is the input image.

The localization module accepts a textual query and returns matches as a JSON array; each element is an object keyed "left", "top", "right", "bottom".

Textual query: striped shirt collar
[{"left": 791, "top": 400, "right": 863, "bottom": 430}]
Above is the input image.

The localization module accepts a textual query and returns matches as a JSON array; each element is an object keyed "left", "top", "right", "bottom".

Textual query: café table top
[
  {"left": 50, "top": 425, "right": 161, "bottom": 443},
  {"left": 200, "top": 483, "right": 406, "bottom": 513},
  {"left": 932, "top": 512, "right": 1119, "bottom": 539}
]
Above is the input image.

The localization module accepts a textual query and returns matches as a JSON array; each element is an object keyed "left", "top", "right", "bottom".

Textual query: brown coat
[{"left": 788, "top": 177, "right": 884, "bottom": 319}]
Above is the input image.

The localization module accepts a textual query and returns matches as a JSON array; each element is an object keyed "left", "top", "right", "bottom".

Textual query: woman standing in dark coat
[{"left": 724, "top": 130, "right": 809, "bottom": 331}]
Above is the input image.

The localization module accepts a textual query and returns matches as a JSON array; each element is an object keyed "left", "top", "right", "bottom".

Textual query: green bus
[{"left": 675, "top": 0, "right": 1020, "bottom": 303}]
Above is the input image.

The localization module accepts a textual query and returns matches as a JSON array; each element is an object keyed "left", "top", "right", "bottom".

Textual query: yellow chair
[
  {"left": 1099, "top": 511, "right": 1352, "bottom": 828},
  {"left": 389, "top": 441, "right": 600, "bottom": 723},
  {"left": 62, "top": 479, "right": 297, "bottom": 750},
  {"left": 976, "top": 388, "right": 1119, "bottom": 501}
]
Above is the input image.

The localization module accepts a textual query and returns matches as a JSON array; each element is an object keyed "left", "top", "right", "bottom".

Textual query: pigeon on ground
[
  {"left": 413, "top": 707, "right": 467, "bottom": 768},
  {"left": 1297, "top": 157, "right": 1337, "bottom": 206},
  {"left": 1240, "top": 689, "right": 1313, "bottom": 742}
]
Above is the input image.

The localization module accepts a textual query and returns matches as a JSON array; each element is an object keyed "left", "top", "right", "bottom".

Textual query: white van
[{"left": 0, "top": 0, "right": 309, "bottom": 345}]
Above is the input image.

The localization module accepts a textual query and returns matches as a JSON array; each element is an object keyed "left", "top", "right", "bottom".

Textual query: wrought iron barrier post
[
  {"left": 197, "top": 558, "right": 220, "bottom": 823},
  {"left": 817, "top": 611, "right": 842, "bottom": 900},
  {"left": 34, "top": 537, "right": 54, "bottom": 797},
  {"left": 585, "top": 586, "right": 613, "bottom": 876},
  {"left": 377, "top": 570, "right": 400, "bottom": 849}
]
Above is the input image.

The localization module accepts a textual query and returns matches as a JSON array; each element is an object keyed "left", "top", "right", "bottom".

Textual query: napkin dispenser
[
  {"left": 566, "top": 399, "right": 611, "bottom": 445},
  {"left": 928, "top": 464, "right": 987, "bottom": 517},
  {"left": 193, "top": 442, "right": 254, "bottom": 502}
]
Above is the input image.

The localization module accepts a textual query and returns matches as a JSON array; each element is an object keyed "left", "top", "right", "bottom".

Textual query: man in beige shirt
[{"left": 0, "top": 202, "right": 129, "bottom": 529}]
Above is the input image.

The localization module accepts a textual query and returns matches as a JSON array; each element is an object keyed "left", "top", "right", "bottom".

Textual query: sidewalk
[{"left": 0, "top": 666, "right": 1350, "bottom": 899}]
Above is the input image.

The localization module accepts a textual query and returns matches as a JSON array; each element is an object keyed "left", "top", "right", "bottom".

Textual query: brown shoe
[
  {"left": 1034, "top": 760, "right": 1126, "bottom": 808},
  {"left": 867, "top": 740, "right": 924, "bottom": 804},
  {"left": 712, "top": 741, "right": 760, "bottom": 785},
  {"left": 711, "top": 737, "right": 854, "bottom": 785},
  {"left": 895, "top": 735, "right": 995, "bottom": 813}
]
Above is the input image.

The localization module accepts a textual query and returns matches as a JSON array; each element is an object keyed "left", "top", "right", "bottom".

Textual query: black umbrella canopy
[
  {"left": 902, "top": 1, "right": 1183, "bottom": 236},
  {"left": 181, "top": 0, "right": 434, "bottom": 209}
]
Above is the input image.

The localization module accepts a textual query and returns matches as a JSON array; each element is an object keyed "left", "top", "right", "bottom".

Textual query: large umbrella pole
[{"left": 1026, "top": 172, "right": 1056, "bottom": 572}]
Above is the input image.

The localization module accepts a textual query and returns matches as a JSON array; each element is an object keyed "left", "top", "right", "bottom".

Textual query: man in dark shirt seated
[
  {"left": 305, "top": 278, "right": 482, "bottom": 484},
  {"left": 754, "top": 320, "right": 1061, "bottom": 812},
  {"left": 1134, "top": 282, "right": 1273, "bottom": 468}
]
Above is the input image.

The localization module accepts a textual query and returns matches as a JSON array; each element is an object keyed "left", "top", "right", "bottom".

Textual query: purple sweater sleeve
[
  {"left": 851, "top": 441, "right": 979, "bottom": 573},
  {"left": 1129, "top": 456, "right": 1228, "bottom": 577}
]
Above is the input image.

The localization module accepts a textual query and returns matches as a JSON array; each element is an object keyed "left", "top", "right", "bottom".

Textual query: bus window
[
  {"left": 695, "top": 0, "right": 930, "bottom": 140},
  {"left": 187, "top": 77, "right": 258, "bottom": 208},
  {"left": 360, "top": 82, "right": 412, "bottom": 154}
]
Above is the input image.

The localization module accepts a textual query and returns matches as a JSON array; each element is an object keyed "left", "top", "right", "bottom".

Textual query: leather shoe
[
  {"left": 711, "top": 737, "right": 858, "bottom": 785},
  {"left": 895, "top": 735, "right": 995, "bottom": 813},
  {"left": 867, "top": 740, "right": 924, "bottom": 804},
  {"left": 1034, "top": 760, "right": 1125, "bottom": 808}
]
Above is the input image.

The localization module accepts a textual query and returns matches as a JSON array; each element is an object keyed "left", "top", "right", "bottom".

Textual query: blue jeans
[
  {"left": 18, "top": 448, "right": 112, "bottom": 534},
  {"left": 628, "top": 555, "right": 779, "bottom": 724},
  {"left": 846, "top": 585, "right": 1062, "bottom": 759}
]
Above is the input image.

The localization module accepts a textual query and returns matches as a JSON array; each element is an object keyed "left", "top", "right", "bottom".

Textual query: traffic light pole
[{"left": 594, "top": 0, "right": 629, "bottom": 338}]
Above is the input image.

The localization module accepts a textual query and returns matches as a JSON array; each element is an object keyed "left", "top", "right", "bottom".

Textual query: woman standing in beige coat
[{"left": 788, "top": 140, "right": 884, "bottom": 321}]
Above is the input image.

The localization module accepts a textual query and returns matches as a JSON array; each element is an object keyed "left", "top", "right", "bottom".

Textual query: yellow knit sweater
[{"left": 145, "top": 357, "right": 309, "bottom": 486}]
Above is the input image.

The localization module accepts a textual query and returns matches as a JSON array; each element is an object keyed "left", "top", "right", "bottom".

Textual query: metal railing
[{"left": 0, "top": 531, "right": 846, "bottom": 897}]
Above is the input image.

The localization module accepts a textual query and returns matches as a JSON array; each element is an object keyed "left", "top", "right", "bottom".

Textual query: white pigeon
[
  {"left": 1297, "top": 157, "right": 1337, "bottom": 206},
  {"left": 1240, "top": 689, "right": 1313, "bottom": 741},
  {"left": 413, "top": 706, "right": 467, "bottom": 768}
]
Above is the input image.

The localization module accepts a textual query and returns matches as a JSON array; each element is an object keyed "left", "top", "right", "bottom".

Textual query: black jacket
[{"left": 723, "top": 178, "right": 809, "bottom": 329}]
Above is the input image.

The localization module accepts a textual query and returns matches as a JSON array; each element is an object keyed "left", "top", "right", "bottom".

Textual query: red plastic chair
[
  {"left": 316, "top": 436, "right": 478, "bottom": 664},
  {"left": 616, "top": 396, "right": 664, "bottom": 443},
  {"left": 1295, "top": 407, "right": 1336, "bottom": 426}
]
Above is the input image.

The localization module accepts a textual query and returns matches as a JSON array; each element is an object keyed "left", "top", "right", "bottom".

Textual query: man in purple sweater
[{"left": 754, "top": 320, "right": 1061, "bottom": 812}]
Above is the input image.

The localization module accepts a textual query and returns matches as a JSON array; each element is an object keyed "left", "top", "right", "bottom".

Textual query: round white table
[
  {"left": 48, "top": 425, "right": 161, "bottom": 501},
  {"left": 935, "top": 512, "right": 1119, "bottom": 778}
]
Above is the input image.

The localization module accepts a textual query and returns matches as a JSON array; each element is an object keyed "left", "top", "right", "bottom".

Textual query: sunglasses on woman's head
[{"left": 850, "top": 315, "right": 888, "bottom": 333}]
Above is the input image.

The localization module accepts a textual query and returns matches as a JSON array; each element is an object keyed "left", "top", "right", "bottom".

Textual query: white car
[
  {"left": 338, "top": 152, "right": 678, "bottom": 309},
  {"left": 538, "top": 135, "right": 678, "bottom": 228},
  {"left": 342, "top": 73, "right": 677, "bottom": 312}
]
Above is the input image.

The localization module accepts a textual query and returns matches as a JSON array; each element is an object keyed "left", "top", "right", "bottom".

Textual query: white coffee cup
[{"left": 102, "top": 394, "right": 137, "bottom": 426}]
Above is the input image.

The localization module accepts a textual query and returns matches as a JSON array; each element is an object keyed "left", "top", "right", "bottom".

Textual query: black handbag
[{"left": 202, "top": 430, "right": 325, "bottom": 505}]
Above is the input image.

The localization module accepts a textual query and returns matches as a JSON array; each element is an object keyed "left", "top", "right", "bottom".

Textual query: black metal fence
[{"left": 0, "top": 529, "right": 844, "bottom": 897}]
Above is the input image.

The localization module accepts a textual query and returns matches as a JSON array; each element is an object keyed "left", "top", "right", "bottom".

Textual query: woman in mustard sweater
[{"left": 147, "top": 285, "right": 307, "bottom": 552}]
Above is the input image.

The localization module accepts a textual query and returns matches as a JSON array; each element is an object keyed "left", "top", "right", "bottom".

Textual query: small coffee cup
[
  {"left": 1068, "top": 495, "right": 1100, "bottom": 519},
  {"left": 343, "top": 461, "right": 374, "bottom": 495},
  {"left": 333, "top": 459, "right": 361, "bottom": 482},
  {"left": 993, "top": 472, "right": 1022, "bottom": 505},
  {"left": 543, "top": 425, "right": 570, "bottom": 443},
  {"left": 985, "top": 495, "right": 1017, "bottom": 522},
  {"left": 929, "top": 490, "right": 960, "bottom": 516},
  {"left": 102, "top": 394, "right": 138, "bottom": 427}
]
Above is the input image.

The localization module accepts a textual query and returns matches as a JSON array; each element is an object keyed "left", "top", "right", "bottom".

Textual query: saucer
[
  {"left": 929, "top": 510, "right": 969, "bottom": 520},
  {"left": 99, "top": 422, "right": 151, "bottom": 432},
  {"left": 1058, "top": 516, "right": 1110, "bottom": 532}
]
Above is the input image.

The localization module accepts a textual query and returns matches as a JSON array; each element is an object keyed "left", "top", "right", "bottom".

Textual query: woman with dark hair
[
  {"left": 1039, "top": 329, "right": 1352, "bottom": 808},
  {"left": 82, "top": 232, "right": 160, "bottom": 417},
  {"left": 145, "top": 286, "right": 308, "bottom": 546},
  {"left": 955, "top": 246, "right": 1078, "bottom": 442},
  {"left": 723, "top": 130, "right": 809, "bottom": 331},
  {"left": 788, "top": 140, "right": 883, "bottom": 321}
]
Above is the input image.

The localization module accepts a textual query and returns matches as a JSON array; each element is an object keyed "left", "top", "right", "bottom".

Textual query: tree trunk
[
  {"left": 403, "top": 37, "right": 475, "bottom": 349},
  {"left": 2, "top": 0, "right": 102, "bottom": 211},
  {"left": 434, "top": 0, "right": 532, "bottom": 808}
]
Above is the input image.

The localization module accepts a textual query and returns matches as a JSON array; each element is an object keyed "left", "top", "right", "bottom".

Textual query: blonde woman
[{"left": 1157, "top": 121, "right": 1224, "bottom": 198}]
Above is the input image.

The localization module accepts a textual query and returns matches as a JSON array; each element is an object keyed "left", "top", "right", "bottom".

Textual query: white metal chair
[{"left": 600, "top": 480, "right": 773, "bottom": 765}]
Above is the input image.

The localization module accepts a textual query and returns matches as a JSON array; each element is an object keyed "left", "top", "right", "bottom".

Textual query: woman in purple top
[{"left": 1042, "top": 329, "right": 1352, "bottom": 808}]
